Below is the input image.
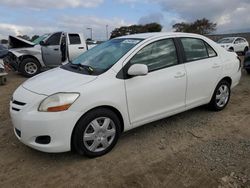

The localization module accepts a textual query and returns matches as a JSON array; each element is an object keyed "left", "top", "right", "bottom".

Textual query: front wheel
[
  {"left": 19, "top": 58, "right": 41, "bottom": 77},
  {"left": 72, "top": 108, "right": 121, "bottom": 157},
  {"left": 208, "top": 80, "right": 231, "bottom": 111}
]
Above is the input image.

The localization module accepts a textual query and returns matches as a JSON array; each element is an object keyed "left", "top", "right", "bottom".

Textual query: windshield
[
  {"left": 70, "top": 38, "right": 142, "bottom": 75},
  {"left": 32, "top": 34, "right": 50, "bottom": 45},
  {"left": 218, "top": 38, "right": 235, "bottom": 44}
]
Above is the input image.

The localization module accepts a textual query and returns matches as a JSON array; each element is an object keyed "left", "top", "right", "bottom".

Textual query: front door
[
  {"left": 125, "top": 38, "right": 187, "bottom": 126},
  {"left": 41, "top": 32, "right": 62, "bottom": 66}
]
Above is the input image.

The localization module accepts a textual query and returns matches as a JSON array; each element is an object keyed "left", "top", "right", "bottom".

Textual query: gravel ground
[{"left": 0, "top": 67, "right": 250, "bottom": 188}]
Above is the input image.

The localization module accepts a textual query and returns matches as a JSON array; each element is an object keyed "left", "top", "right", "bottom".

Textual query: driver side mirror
[
  {"left": 39, "top": 40, "right": 47, "bottom": 46},
  {"left": 127, "top": 64, "right": 148, "bottom": 76}
]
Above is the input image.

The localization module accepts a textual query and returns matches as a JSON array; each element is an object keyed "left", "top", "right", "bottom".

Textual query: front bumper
[{"left": 10, "top": 86, "right": 81, "bottom": 153}]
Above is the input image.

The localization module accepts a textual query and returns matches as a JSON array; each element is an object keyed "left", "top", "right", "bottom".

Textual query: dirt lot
[{"left": 0, "top": 68, "right": 250, "bottom": 188}]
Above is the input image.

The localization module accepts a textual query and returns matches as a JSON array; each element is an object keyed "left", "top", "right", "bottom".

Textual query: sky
[{"left": 0, "top": 0, "right": 250, "bottom": 40}]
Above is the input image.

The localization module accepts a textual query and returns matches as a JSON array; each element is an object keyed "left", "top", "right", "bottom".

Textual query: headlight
[{"left": 38, "top": 93, "right": 80, "bottom": 112}]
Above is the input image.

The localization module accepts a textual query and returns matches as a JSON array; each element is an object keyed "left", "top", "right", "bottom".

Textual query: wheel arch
[
  {"left": 209, "top": 76, "right": 232, "bottom": 102},
  {"left": 70, "top": 105, "right": 125, "bottom": 150},
  {"left": 220, "top": 76, "right": 232, "bottom": 87},
  {"left": 18, "top": 55, "right": 40, "bottom": 70}
]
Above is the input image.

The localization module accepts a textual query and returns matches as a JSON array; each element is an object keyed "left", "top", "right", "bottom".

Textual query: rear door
[
  {"left": 179, "top": 37, "right": 222, "bottom": 108},
  {"left": 41, "top": 32, "right": 62, "bottom": 66},
  {"left": 67, "top": 33, "right": 86, "bottom": 61}
]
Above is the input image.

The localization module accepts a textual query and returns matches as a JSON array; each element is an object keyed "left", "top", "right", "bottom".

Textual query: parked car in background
[
  {"left": 217, "top": 37, "right": 249, "bottom": 54},
  {"left": 4, "top": 32, "right": 87, "bottom": 77},
  {"left": 0, "top": 59, "right": 7, "bottom": 85},
  {"left": 0, "top": 44, "right": 8, "bottom": 58},
  {"left": 10, "top": 32, "right": 241, "bottom": 157},
  {"left": 243, "top": 50, "right": 250, "bottom": 74}
]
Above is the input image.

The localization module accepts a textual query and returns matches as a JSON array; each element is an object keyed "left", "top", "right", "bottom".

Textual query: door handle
[
  {"left": 78, "top": 47, "right": 85, "bottom": 49},
  {"left": 212, "top": 64, "right": 220, "bottom": 68},
  {"left": 174, "top": 72, "right": 186, "bottom": 78},
  {"left": 54, "top": 48, "right": 59, "bottom": 51}
]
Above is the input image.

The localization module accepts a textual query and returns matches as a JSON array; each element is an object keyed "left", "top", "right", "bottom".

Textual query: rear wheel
[
  {"left": 208, "top": 80, "right": 231, "bottom": 111},
  {"left": 19, "top": 58, "right": 40, "bottom": 77},
  {"left": 243, "top": 47, "right": 249, "bottom": 55},
  {"left": 72, "top": 108, "right": 121, "bottom": 157}
]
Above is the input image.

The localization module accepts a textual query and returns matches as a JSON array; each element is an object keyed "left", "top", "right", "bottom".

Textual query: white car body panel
[{"left": 10, "top": 32, "right": 241, "bottom": 153}]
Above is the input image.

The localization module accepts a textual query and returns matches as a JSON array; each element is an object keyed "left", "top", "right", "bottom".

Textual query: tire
[
  {"left": 208, "top": 80, "right": 231, "bottom": 111},
  {"left": 246, "top": 69, "right": 250, "bottom": 74},
  {"left": 72, "top": 108, "right": 121, "bottom": 158},
  {"left": 243, "top": 47, "right": 249, "bottom": 55},
  {"left": 0, "top": 76, "right": 7, "bottom": 85},
  {"left": 19, "top": 58, "right": 41, "bottom": 77}
]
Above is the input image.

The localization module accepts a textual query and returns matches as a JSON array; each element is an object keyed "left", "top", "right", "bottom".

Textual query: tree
[
  {"left": 17, "top": 35, "right": 30, "bottom": 41},
  {"left": 173, "top": 18, "right": 217, "bottom": 35},
  {"left": 110, "top": 23, "right": 162, "bottom": 39}
]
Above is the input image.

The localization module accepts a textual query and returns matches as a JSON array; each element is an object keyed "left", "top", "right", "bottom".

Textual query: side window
[
  {"left": 205, "top": 43, "right": 217, "bottom": 57},
  {"left": 240, "top": 38, "right": 246, "bottom": 43},
  {"left": 181, "top": 38, "right": 208, "bottom": 61},
  {"left": 235, "top": 38, "right": 241, "bottom": 44},
  {"left": 46, "top": 32, "right": 62, "bottom": 46},
  {"left": 130, "top": 39, "right": 178, "bottom": 72},
  {"left": 69, "top": 34, "right": 81, "bottom": 45}
]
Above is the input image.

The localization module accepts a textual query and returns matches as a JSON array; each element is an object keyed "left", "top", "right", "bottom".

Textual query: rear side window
[
  {"left": 181, "top": 38, "right": 208, "bottom": 61},
  {"left": 46, "top": 32, "right": 62, "bottom": 46},
  {"left": 69, "top": 34, "right": 81, "bottom": 45},
  {"left": 205, "top": 43, "right": 217, "bottom": 57},
  {"left": 181, "top": 38, "right": 217, "bottom": 62},
  {"left": 239, "top": 38, "right": 246, "bottom": 43},
  {"left": 130, "top": 39, "right": 178, "bottom": 72}
]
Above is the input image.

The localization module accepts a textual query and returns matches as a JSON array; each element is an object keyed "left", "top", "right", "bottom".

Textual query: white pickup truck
[{"left": 4, "top": 32, "right": 87, "bottom": 77}]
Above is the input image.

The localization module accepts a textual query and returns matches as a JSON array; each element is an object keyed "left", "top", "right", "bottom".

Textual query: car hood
[
  {"left": 22, "top": 68, "right": 97, "bottom": 96},
  {"left": 9, "top": 46, "right": 41, "bottom": 57},
  {"left": 9, "top": 35, "right": 35, "bottom": 49}
]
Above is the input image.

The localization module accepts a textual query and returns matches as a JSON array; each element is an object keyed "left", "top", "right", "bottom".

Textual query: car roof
[{"left": 117, "top": 32, "right": 204, "bottom": 40}]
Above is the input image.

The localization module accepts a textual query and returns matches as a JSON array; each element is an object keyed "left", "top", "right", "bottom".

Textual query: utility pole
[
  {"left": 86, "top": 27, "right": 93, "bottom": 40},
  {"left": 106, "top": 25, "right": 109, "bottom": 40}
]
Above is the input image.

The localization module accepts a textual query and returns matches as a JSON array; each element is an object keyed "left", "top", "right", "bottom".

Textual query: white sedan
[
  {"left": 10, "top": 32, "right": 241, "bottom": 157},
  {"left": 217, "top": 37, "right": 249, "bottom": 54}
]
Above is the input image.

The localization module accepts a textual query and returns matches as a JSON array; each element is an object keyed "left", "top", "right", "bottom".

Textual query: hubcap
[
  {"left": 83, "top": 117, "right": 116, "bottom": 152},
  {"left": 216, "top": 85, "right": 229, "bottom": 108},
  {"left": 24, "top": 62, "right": 38, "bottom": 75}
]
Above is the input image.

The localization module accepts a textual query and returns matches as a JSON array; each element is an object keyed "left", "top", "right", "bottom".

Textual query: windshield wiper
[{"left": 69, "top": 63, "right": 94, "bottom": 74}]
